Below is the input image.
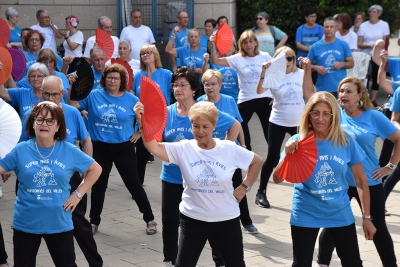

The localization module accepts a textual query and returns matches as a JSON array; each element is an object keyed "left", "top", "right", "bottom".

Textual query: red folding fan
[
  {"left": 111, "top": 58, "right": 134, "bottom": 92},
  {"left": 95, "top": 28, "right": 114, "bottom": 62},
  {"left": 7, "top": 47, "right": 25, "bottom": 81},
  {"left": 140, "top": 76, "right": 167, "bottom": 142},
  {"left": 276, "top": 132, "right": 318, "bottom": 183},
  {"left": 0, "top": 19, "right": 10, "bottom": 47},
  {"left": 0, "top": 47, "right": 12, "bottom": 85},
  {"left": 215, "top": 22, "right": 233, "bottom": 56}
]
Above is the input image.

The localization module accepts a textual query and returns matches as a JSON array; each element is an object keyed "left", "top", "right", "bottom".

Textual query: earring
[
  {"left": 308, "top": 123, "right": 312, "bottom": 129},
  {"left": 357, "top": 99, "right": 363, "bottom": 107},
  {"left": 193, "top": 93, "right": 195, "bottom": 96}
]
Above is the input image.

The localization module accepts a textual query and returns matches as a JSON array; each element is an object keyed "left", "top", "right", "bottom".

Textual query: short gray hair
[
  {"left": 98, "top": 16, "right": 112, "bottom": 27},
  {"left": 36, "top": 9, "right": 48, "bottom": 19},
  {"left": 90, "top": 46, "right": 106, "bottom": 58},
  {"left": 42, "top": 75, "right": 64, "bottom": 91},
  {"left": 368, "top": 5, "right": 383, "bottom": 15},
  {"left": 323, "top": 17, "right": 338, "bottom": 26},
  {"left": 5, "top": 7, "right": 19, "bottom": 20},
  {"left": 27, "top": 63, "right": 50, "bottom": 79},
  {"left": 255, "top": 11, "right": 270, "bottom": 20},
  {"left": 119, "top": 40, "right": 131, "bottom": 50}
]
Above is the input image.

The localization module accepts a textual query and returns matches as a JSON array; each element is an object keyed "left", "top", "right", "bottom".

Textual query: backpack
[{"left": 252, "top": 25, "right": 277, "bottom": 45}]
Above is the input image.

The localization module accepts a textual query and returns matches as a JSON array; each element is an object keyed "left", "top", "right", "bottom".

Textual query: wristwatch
[
  {"left": 74, "top": 190, "right": 83, "bottom": 200},
  {"left": 362, "top": 214, "right": 373, "bottom": 220},
  {"left": 386, "top": 162, "right": 397, "bottom": 170},
  {"left": 241, "top": 183, "right": 251, "bottom": 192}
]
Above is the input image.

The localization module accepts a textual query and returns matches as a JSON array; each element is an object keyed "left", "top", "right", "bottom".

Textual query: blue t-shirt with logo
[
  {"left": 295, "top": 24, "right": 324, "bottom": 64},
  {"left": 8, "top": 87, "right": 44, "bottom": 113},
  {"left": 169, "top": 28, "right": 189, "bottom": 67},
  {"left": 22, "top": 52, "right": 39, "bottom": 79},
  {"left": 340, "top": 108, "right": 397, "bottom": 186},
  {"left": 176, "top": 46, "right": 207, "bottom": 70},
  {"left": 78, "top": 89, "right": 138, "bottom": 143},
  {"left": 0, "top": 139, "right": 94, "bottom": 234},
  {"left": 161, "top": 102, "right": 236, "bottom": 184},
  {"left": 10, "top": 26, "right": 21, "bottom": 43},
  {"left": 307, "top": 38, "right": 352, "bottom": 93},
  {"left": 391, "top": 87, "right": 400, "bottom": 112},
  {"left": 133, "top": 68, "right": 173, "bottom": 105},
  {"left": 212, "top": 65, "right": 240, "bottom": 103},
  {"left": 282, "top": 133, "right": 365, "bottom": 228},
  {"left": 91, "top": 66, "right": 103, "bottom": 89}
]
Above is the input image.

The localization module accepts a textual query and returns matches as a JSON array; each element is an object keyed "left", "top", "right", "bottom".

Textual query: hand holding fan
[
  {"left": 95, "top": 28, "right": 114, "bottom": 62},
  {"left": 7, "top": 47, "right": 26, "bottom": 81},
  {"left": 140, "top": 76, "right": 167, "bottom": 142},
  {"left": 262, "top": 50, "right": 286, "bottom": 89},
  {"left": 70, "top": 59, "right": 94, "bottom": 101},
  {"left": 384, "top": 35, "right": 390, "bottom": 71},
  {"left": 276, "top": 132, "right": 318, "bottom": 183},
  {"left": 215, "top": 22, "right": 233, "bottom": 56},
  {"left": 0, "top": 98, "right": 22, "bottom": 158},
  {"left": 111, "top": 58, "right": 134, "bottom": 92},
  {"left": 0, "top": 18, "right": 10, "bottom": 47},
  {"left": 0, "top": 47, "right": 12, "bottom": 85}
]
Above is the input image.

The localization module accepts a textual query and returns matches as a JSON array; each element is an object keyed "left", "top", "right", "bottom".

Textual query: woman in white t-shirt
[
  {"left": 210, "top": 30, "right": 272, "bottom": 150},
  {"left": 134, "top": 101, "right": 263, "bottom": 267},
  {"left": 254, "top": 47, "right": 316, "bottom": 208},
  {"left": 357, "top": 5, "right": 390, "bottom": 107},
  {"left": 59, "top": 15, "right": 84, "bottom": 57},
  {"left": 335, "top": 13, "right": 358, "bottom": 51}
]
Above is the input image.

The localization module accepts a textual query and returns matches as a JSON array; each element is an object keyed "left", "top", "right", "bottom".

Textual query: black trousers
[
  {"left": 238, "top": 97, "right": 272, "bottom": 150},
  {"left": 90, "top": 141, "right": 154, "bottom": 226},
  {"left": 259, "top": 122, "right": 297, "bottom": 192},
  {"left": 0, "top": 223, "right": 7, "bottom": 264},
  {"left": 232, "top": 168, "right": 252, "bottom": 226},
  {"left": 70, "top": 172, "right": 103, "bottom": 267},
  {"left": 135, "top": 137, "right": 150, "bottom": 185},
  {"left": 317, "top": 185, "right": 396, "bottom": 267},
  {"left": 13, "top": 229, "right": 77, "bottom": 267},
  {"left": 291, "top": 224, "right": 362, "bottom": 267},
  {"left": 379, "top": 108, "right": 393, "bottom": 168},
  {"left": 175, "top": 214, "right": 245, "bottom": 267}
]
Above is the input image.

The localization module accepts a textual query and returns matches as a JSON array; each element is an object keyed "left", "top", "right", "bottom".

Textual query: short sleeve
[
  {"left": 344, "top": 41, "right": 353, "bottom": 58},
  {"left": 164, "top": 141, "right": 184, "bottom": 164},
  {"left": 373, "top": 111, "right": 398, "bottom": 140},
  {"left": 215, "top": 111, "right": 235, "bottom": 132},
  {"left": 383, "top": 22, "right": 390, "bottom": 36},
  {"left": 176, "top": 47, "right": 184, "bottom": 59},
  {"left": 347, "top": 137, "right": 366, "bottom": 166},
  {"left": 391, "top": 87, "right": 400, "bottom": 112},
  {"left": 295, "top": 26, "right": 303, "bottom": 43},
  {"left": 233, "top": 145, "right": 255, "bottom": 171},
  {"left": 357, "top": 24, "right": 365, "bottom": 37},
  {"left": 307, "top": 46, "right": 316, "bottom": 61},
  {"left": 71, "top": 145, "right": 94, "bottom": 174},
  {"left": 273, "top": 26, "right": 286, "bottom": 40},
  {"left": 0, "top": 145, "right": 18, "bottom": 171}
]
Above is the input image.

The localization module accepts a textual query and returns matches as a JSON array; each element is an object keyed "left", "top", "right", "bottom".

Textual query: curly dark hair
[
  {"left": 337, "top": 77, "right": 374, "bottom": 110},
  {"left": 24, "top": 30, "right": 45, "bottom": 50},
  {"left": 171, "top": 66, "right": 202, "bottom": 100},
  {"left": 100, "top": 63, "right": 127, "bottom": 92}
]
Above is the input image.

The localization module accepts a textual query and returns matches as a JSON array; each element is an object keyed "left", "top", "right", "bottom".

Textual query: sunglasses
[
  {"left": 256, "top": 17, "right": 264, "bottom": 21},
  {"left": 286, "top": 56, "right": 295, "bottom": 62}
]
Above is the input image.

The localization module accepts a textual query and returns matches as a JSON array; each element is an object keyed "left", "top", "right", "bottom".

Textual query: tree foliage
[{"left": 236, "top": 0, "right": 400, "bottom": 50}]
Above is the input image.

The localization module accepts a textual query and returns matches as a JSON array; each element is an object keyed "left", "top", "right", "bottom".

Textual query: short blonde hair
[
  {"left": 188, "top": 102, "right": 219, "bottom": 125},
  {"left": 274, "top": 46, "right": 298, "bottom": 73},
  {"left": 299, "top": 92, "right": 348, "bottom": 147},
  {"left": 238, "top": 30, "right": 260, "bottom": 57},
  {"left": 337, "top": 77, "right": 373, "bottom": 111},
  {"left": 139, "top": 44, "right": 162, "bottom": 70},
  {"left": 202, "top": 69, "right": 222, "bottom": 86}
]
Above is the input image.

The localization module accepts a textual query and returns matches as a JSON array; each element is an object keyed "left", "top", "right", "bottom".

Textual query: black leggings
[
  {"left": 317, "top": 185, "right": 396, "bottom": 267},
  {"left": 238, "top": 97, "right": 272, "bottom": 150},
  {"left": 259, "top": 122, "right": 297, "bottom": 192},
  {"left": 370, "top": 59, "right": 380, "bottom": 91},
  {"left": 135, "top": 137, "right": 150, "bottom": 185}
]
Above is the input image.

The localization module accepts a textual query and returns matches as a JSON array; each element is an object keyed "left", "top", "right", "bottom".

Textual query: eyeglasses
[
  {"left": 106, "top": 77, "right": 120, "bottom": 81},
  {"left": 286, "top": 56, "right": 295, "bottom": 62},
  {"left": 34, "top": 118, "right": 57, "bottom": 126},
  {"left": 256, "top": 17, "right": 264, "bottom": 21},
  {"left": 171, "top": 83, "right": 190, "bottom": 89},
  {"left": 140, "top": 51, "right": 153, "bottom": 57},
  {"left": 29, "top": 38, "right": 40, "bottom": 42},
  {"left": 41, "top": 61, "right": 55, "bottom": 66},
  {"left": 309, "top": 111, "right": 332, "bottom": 119},
  {"left": 204, "top": 82, "right": 218, "bottom": 88},
  {"left": 42, "top": 91, "right": 63, "bottom": 98},
  {"left": 29, "top": 75, "right": 44, "bottom": 79},
  {"left": 40, "top": 16, "right": 50, "bottom": 20}
]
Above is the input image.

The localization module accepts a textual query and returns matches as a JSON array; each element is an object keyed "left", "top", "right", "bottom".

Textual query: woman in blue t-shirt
[
  {"left": 21, "top": 30, "right": 45, "bottom": 79},
  {"left": 5, "top": 7, "right": 22, "bottom": 49},
  {"left": 316, "top": 77, "right": 400, "bottom": 267},
  {"left": 0, "top": 101, "right": 101, "bottom": 267},
  {"left": 272, "top": 92, "right": 376, "bottom": 267},
  {"left": 68, "top": 64, "right": 157, "bottom": 235},
  {"left": 131, "top": 44, "right": 172, "bottom": 185}
]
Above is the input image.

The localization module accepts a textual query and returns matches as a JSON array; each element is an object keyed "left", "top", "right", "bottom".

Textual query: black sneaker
[
  {"left": 148, "top": 153, "right": 154, "bottom": 163},
  {"left": 255, "top": 190, "right": 270, "bottom": 208}
]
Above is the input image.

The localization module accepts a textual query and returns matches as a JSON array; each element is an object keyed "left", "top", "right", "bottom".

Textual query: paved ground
[{"left": 1, "top": 40, "right": 400, "bottom": 266}]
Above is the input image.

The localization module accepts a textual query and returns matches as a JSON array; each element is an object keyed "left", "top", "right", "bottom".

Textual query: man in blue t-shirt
[
  {"left": 307, "top": 17, "right": 354, "bottom": 95},
  {"left": 167, "top": 11, "right": 189, "bottom": 71}
]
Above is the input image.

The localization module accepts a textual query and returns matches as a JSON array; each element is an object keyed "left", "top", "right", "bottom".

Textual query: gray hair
[
  {"left": 130, "top": 9, "right": 141, "bottom": 16},
  {"left": 41, "top": 75, "right": 65, "bottom": 91},
  {"left": 90, "top": 46, "right": 106, "bottom": 58},
  {"left": 369, "top": 5, "right": 383, "bottom": 15},
  {"left": 5, "top": 7, "right": 19, "bottom": 20},
  {"left": 324, "top": 17, "right": 338, "bottom": 26},
  {"left": 119, "top": 40, "right": 131, "bottom": 50},
  {"left": 27, "top": 63, "right": 50, "bottom": 79},
  {"left": 36, "top": 9, "right": 48, "bottom": 19},
  {"left": 98, "top": 16, "right": 112, "bottom": 27},
  {"left": 256, "top": 11, "right": 270, "bottom": 20}
]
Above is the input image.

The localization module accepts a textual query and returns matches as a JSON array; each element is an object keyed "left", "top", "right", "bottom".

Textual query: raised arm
[
  {"left": 134, "top": 102, "right": 169, "bottom": 162},
  {"left": 165, "top": 26, "right": 179, "bottom": 58},
  {"left": 209, "top": 35, "right": 229, "bottom": 67},
  {"left": 256, "top": 61, "right": 271, "bottom": 94},
  {"left": 377, "top": 50, "right": 394, "bottom": 95},
  {"left": 202, "top": 53, "right": 210, "bottom": 74},
  {"left": 299, "top": 57, "right": 316, "bottom": 100},
  {"left": 372, "top": 39, "right": 385, "bottom": 66}
]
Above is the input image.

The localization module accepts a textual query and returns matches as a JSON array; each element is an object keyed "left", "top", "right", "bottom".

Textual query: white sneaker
[
  {"left": 163, "top": 262, "right": 174, "bottom": 266},
  {"left": 314, "top": 264, "right": 328, "bottom": 267},
  {"left": 0, "top": 187, "right": 3, "bottom": 198}
]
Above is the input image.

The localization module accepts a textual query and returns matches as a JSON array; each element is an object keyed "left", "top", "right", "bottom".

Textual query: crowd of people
[{"left": 0, "top": 3, "right": 399, "bottom": 267}]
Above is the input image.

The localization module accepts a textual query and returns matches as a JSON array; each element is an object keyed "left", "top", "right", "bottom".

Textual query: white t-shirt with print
[
  {"left": 120, "top": 25, "right": 156, "bottom": 60},
  {"left": 31, "top": 24, "right": 58, "bottom": 54},
  {"left": 335, "top": 30, "right": 358, "bottom": 51},
  {"left": 269, "top": 69, "right": 305, "bottom": 127},
  {"left": 358, "top": 20, "right": 390, "bottom": 54},
  {"left": 63, "top": 30, "right": 84, "bottom": 57},
  {"left": 226, "top": 52, "right": 272, "bottom": 103},
  {"left": 165, "top": 139, "right": 254, "bottom": 222}
]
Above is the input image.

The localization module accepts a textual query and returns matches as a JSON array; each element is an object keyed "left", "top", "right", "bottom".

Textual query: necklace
[{"left": 35, "top": 140, "right": 56, "bottom": 159}]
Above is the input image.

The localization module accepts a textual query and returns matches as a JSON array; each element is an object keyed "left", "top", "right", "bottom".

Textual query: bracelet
[
  {"left": 65, "top": 36, "right": 69, "bottom": 40},
  {"left": 259, "top": 76, "right": 265, "bottom": 79},
  {"left": 171, "top": 34, "right": 176, "bottom": 39}
]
